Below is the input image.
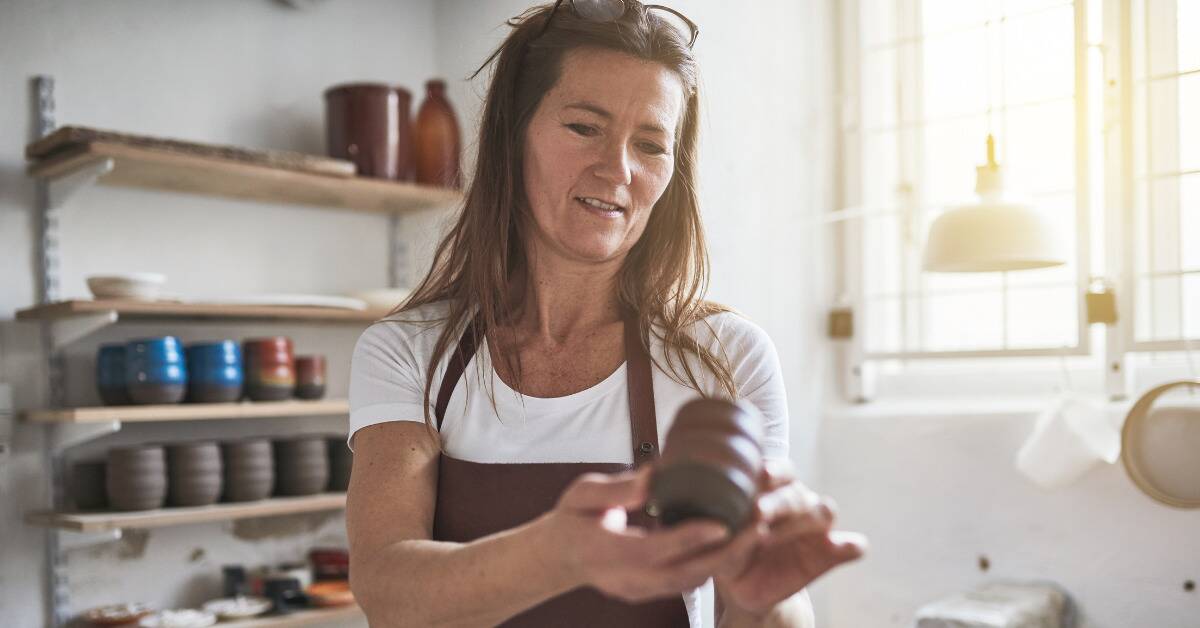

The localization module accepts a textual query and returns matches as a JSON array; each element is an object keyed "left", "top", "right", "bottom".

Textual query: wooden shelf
[
  {"left": 16, "top": 299, "right": 386, "bottom": 323},
  {"left": 26, "top": 493, "right": 347, "bottom": 532},
  {"left": 225, "top": 604, "right": 362, "bottom": 627},
  {"left": 23, "top": 399, "right": 349, "bottom": 424},
  {"left": 27, "top": 136, "right": 461, "bottom": 214}
]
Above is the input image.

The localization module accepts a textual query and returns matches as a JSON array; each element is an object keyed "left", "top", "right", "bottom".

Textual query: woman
[{"left": 346, "top": 1, "right": 865, "bottom": 626}]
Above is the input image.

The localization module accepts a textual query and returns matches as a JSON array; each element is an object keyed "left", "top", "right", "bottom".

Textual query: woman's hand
[
  {"left": 541, "top": 465, "right": 761, "bottom": 603},
  {"left": 715, "top": 459, "right": 868, "bottom": 617}
]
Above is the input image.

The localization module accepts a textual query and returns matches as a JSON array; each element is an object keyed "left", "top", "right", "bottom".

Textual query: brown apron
[{"left": 431, "top": 310, "right": 691, "bottom": 627}]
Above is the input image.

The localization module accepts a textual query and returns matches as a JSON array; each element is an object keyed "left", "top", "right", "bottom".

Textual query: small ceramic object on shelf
[
  {"left": 106, "top": 445, "right": 168, "bottom": 511},
  {"left": 415, "top": 79, "right": 462, "bottom": 188},
  {"left": 242, "top": 337, "right": 295, "bottom": 401},
  {"left": 86, "top": 272, "right": 166, "bottom": 300},
  {"left": 324, "top": 82, "right": 413, "bottom": 180},
  {"left": 294, "top": 355, "right": 326, "bottom": 400},
  {"left": 96, "top": 343, "right": 131, "bottom": 406},
  {"left": 185, "top": 341, "right": 243, "bottom": 403},
  {"left": 166, "top": 441, "right": 223, "bottom": 507},
  {"left": 221, "top": 438, "right": 275, "bottom": 502},
  {"left": 82, "top": 602, "right": 155, "bottom": 626},
  {"left": 309, "top": 547, "right": 350, "bottom": 581},
  {"left": 201, "top": 596, "right": 271, "bottom": 620},
  {"left": 262, "top": 575, "right": 304, "bottom": 615},
  {"left": 276, "top": 562, "right": 314, "bottom": 589},
  {"left": 326, "top": 436, "right": 352, "bottom": 491},
  {"left": 125, "top": 336, "right": 188, "bottom": 404},
  {"left": 222, "top": 565, "right": 249, "bottom": 598},
  {"left": 273, "top": 436, "right": 329, "bottom": 496},
  {"left": 306, "top": 580, "right": 355, "bottom": 607},
  {"left": 70, "top": 460, "right": 108, "bottom": 511},
  {"left": 136, "top": 608, "right": 217, "bottom": 628}
]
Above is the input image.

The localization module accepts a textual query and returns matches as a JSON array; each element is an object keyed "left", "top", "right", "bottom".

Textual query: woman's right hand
[{"left": 540, "top": 465, "right": 763, "bottom": 603}]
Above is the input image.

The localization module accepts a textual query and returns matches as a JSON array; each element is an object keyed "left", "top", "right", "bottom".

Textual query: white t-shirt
[{"left": 348, "top": 300, "right": 790, "bottom": 627}]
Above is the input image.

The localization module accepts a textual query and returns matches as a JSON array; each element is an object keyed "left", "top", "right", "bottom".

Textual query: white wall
[
  {"left": 0, "top": 1, "right": 439, "bottom": 626},
  {"left": 819, "top": 401, "right": 1200, "bottom": 627}
]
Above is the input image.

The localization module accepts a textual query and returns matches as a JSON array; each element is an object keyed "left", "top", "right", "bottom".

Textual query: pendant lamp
[{"left": 922, "top": 135, "right": 1066, "bottom": 272}]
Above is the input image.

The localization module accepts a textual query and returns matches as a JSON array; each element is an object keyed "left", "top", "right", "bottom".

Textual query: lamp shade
[
  {"left": 922, "top": 200, "right": 1067, "bottom": 272},
  {"left": 922, "top": 134, "right": 1067, "bottom": 273}
]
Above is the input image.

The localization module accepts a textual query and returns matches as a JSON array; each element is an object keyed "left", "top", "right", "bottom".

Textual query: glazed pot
[
  {"left": 273, "top": 436, "right": 329, "bottom": 496},
  {"left": 96, "top": 344, "right": 131, "bottom": 406},
  {"left": 243, "top": 337, "right": 295, "bottom": 401},
  {"left": 294, "top": 355, "right": 327, "bottom": 400},
  {"left": 414, "top": 79, "right": 462, "bottom": 189},
  {"left": 648, "top": 398, "right": 764, "bottom": 531},
  {"left": 125, "top": 336, "right": 188, "bottom": 405},
  {"left": 222, "top": 438, "right": 275, "bottom": 502},
  {"left": 186, "top": 341, "right": 243, "bottom": 403},
  {"left": 167, "top": 441, "right": 223, "bottom": 507},
  {"left": 324, "top": 83, "right": 414, "bottom": 180},
  {"left": 106, "top": 445, "right": 168, "bottom": 511}
]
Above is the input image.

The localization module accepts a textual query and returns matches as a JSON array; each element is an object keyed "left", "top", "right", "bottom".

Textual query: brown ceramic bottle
[
  {"left": 414, "top": 79, "right": 462, "bottom": 189},
  {"left": 648, "top": 398, "right": 764, "bottom": 531}
]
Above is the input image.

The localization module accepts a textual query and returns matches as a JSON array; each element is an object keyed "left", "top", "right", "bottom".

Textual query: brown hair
[{"left": 386, "top": 1, "right": 737, "bottom": 435}]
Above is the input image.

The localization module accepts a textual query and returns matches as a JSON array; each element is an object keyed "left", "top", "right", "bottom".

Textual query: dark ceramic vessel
[
  {"left": 186, "top": 341, "right": 243, "bottom": 403},
  {"left": 106, "top": 445, "right": 168, "bottom": 511},
  {"left": 325, "top": 83, "right": 414, "bottom": 180},
  {"left": 243, "top": 337, "right": 295, "bottom": 401},
  {"left": 222, "top": 438, "right": 275, "bottom": 502},
  {"left": 71, "top": 460, "right": 108, "bottom": 510},
  {"left": 126, "top": 336, "right": 188, "bottom": 405},
  {"left": 414, "top": 79, "right": 462, "bottom": 189},
  {"left": 167, "top": 441, "right": 223, "bottom": 507},
  {"left": 294, "top": 355, "right": 326, "bottom": 400},
  {"left": 96, "top": 344, "right": 131, "bottom": 406},
  {"left": 274, "top": 437, "right": 329, "bottom": 496},
  {"left": 326, "top": 436, "right": 352, "bottom": 491},
  {"left": 649, "top": 398, "right": 764, "bottom": 531}
]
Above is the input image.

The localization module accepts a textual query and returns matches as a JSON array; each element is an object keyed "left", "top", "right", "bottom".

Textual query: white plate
[
  {"left": 186, "top": 294, "right": 368, "bottom": 310},
  {"left": 201, "top": 596, "right": 272, "bottom": 619},
  {"left": 138, "top": 609, "right": 217, "bottom": 628}
]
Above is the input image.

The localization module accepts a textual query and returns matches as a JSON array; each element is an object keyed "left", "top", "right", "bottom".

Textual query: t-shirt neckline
[{"left": 477, "top": 337, "right": 629, "bottom": 418}]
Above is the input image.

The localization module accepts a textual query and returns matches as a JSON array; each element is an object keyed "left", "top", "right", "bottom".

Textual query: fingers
[
  {"left": 558, "top": 466, "right": 653, "bottom": 513},
  {"left": 636, "top": 519, "right": 729, "bottom": 564},
  {"left": 759, "top": 458, "right": 796, "bottom": 491},
  {"left": 826, "top": 530, "right": 868, "bottom": 563}
]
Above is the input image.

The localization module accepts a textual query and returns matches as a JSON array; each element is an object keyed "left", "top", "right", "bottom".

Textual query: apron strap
[
  {"left": 622, "top": 309, "right": 659, "bottom": 467},
  {"left": 432, "top": 308, "right": 660, "bottom": 466},
  {"left": 435, "top": 316, "right": 482, "bottom": 431}
]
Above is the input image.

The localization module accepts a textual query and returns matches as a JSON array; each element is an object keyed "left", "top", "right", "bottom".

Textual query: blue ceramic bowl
[
  {"left": 186, "top": 341, "right": 243, "bottom": 403},
  {"left": 96, "top": 343, "right": 131, "bottom": 406},
  {"left": 126, "top": 336, "right": 187, "bottom": 404}
]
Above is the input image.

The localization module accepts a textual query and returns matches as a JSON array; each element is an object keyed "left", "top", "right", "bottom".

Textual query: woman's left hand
[{"left": 713, "top": 459, "right": 868, "bottom": 617}]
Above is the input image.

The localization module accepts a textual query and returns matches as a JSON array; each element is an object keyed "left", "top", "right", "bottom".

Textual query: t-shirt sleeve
[
  {"left": 711, "top": 314, "right": 790, "bottom": 460},
  {"left": 347, "top": 321, "right": 430, "bottom": 450}
]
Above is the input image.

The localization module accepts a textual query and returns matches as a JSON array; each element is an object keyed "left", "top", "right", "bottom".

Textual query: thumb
[{"left": 558, "top": 465, "right": 653, "bottom": 513}]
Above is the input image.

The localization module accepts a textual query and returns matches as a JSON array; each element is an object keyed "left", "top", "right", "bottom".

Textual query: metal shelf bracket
[
  {"left": 48, "top": 420, "right": 121, "bottom": 454},
  {"left": 57, "top": 528, "right": 123, "bottom": 551},
  {"left": 46, "top": 156, "right": 113, "bottom": 209},
  {"left": 49, "top": 311, "right": 119, "bottom": 350}
]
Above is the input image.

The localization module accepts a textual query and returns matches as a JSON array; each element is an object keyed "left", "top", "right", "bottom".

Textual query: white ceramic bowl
[
  {"left": 86, "top": 273, "right": 167, "bottom": 300},
  {"left": 347, "top": 288, "right": 412, "bottom": 313}
]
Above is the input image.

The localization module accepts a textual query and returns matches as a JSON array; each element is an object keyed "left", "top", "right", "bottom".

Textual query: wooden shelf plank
[
  {"left": 26, "top": 493, "right": 347, "bottom": 532},
  {"left": 224, "top": 604, "right": 362, "bottom": 627},
  {"left": 27, "top": 139, "right": 461, "bottom": 214},
  {"left": 22, "top": 399, "right": 349, "bottom": 424},
  {"left": 16, "top": 299, "right": 387, "bottom": 323}
]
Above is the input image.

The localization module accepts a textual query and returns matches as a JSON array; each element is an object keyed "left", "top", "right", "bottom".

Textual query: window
[{"left": 838, "top": 0, "right": 1198, "bottom": 398}]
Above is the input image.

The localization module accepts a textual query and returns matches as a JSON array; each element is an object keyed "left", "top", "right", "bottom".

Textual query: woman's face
[{"left": 522, "top": 47, "right": 686, "bottom": 267}]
